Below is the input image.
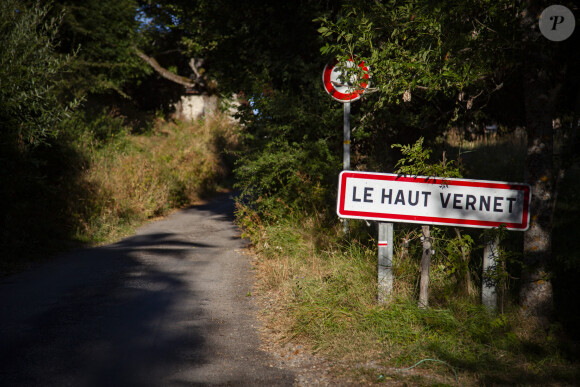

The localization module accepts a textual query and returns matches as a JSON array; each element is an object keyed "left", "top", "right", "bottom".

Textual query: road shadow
[
  {"left": 0, "top": 193, "right": 294, "bottom": 386},
  {"left": 184, "top": 191, "right": 239, "bottom": 222},
  {"left": 0, "top": 203, "right": 224, "bottom": 386}
]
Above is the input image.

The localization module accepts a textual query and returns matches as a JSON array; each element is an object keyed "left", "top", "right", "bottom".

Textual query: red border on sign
[
  {"left": 322, "top": 58, "right": 370, "bottom": 102},
  {"left": 337, "top": 171, "right": 531, "bottom": 230}
]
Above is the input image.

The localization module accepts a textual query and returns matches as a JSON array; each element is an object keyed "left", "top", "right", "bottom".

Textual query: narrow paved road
[{"left": 0, "top": 194, "right": 294, "bottom": 386}]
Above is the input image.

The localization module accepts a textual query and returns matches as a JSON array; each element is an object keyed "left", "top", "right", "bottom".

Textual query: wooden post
[
  {"left": 418, "top": 225, "right": 432, "bottom": 309},
  {"left": 378, "top": 222, "right": 394, "bottom": 304},
  {"left": 343, "top": 102, "right": 351, "bottom": 235},
  {"left": 482, "top": 236, "right": 499, "bottom": 311}
]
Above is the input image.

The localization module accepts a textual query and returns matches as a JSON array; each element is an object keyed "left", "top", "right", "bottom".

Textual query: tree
[
  {"left": 45, "top": 0, "right": 150, "bottom": 98},
  {"left": 517, "top": 0, "right": 578, "bottom": 322},
  {"left": 318, "top": 0, "right": 580, "bottom": 321},
  {"left": 0, "top": 0, "right": 77, "bottom": 150},
  {"left": 392, "top": 138, "right": 463, "bottom": 308},
  {"left": 136, "top": 0, "right": 339, "bottom": 94},
  {"left": 0, "top": 0, "right": 79, "bottom": 264}
]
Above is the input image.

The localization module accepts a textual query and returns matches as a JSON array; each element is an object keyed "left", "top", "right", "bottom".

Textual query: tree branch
[{"left": 134, "top": 48, "right": 196, "bottom": 88}]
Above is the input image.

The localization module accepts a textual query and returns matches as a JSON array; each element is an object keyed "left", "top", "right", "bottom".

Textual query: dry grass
[
  {"left": 235, "top": 127, "right": 580, "bottom": 384},
  {"left": 239, "top": 202, "right": 580, "bottom": 385},
  {"left": 73, "top": 113, "right": 240, "bottom": 244}
]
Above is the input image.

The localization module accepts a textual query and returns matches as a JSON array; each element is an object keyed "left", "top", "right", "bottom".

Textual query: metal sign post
[
  {"left": 343, "top": 101, "right": 351, "bottom": 171},
  {"left": 343, "top": 102, "right": 351, "bottom": 234},
  {"left": 378, "top": 222, "right": 394, "bottom": 303},
  {"left": 482, "top": 236, "right": 499, "bottom": 310},
  {"left": 323, "top": 58, "right": 370, "bottom": 235}
]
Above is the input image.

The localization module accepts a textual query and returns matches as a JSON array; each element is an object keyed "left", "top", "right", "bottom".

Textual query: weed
[
  {"left": 70, "top": 113, "right": 240, "bottom": 245},
  {"left": 236, "top": 126, "right": 580, "bottom": 384},
  {"left": 241, "top": 204, "right": 580, "bottom": 384},
  {"left": 0, "top": 111, "right": 241, "bottom": 272}
]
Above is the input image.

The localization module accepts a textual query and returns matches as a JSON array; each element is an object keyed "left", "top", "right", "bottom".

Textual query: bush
[
  {"left": 0, "top": 0, "right": 77, "bottom": 150},
  {"left": 0, "top": 1, "right": 80, "bottom": 272},
  {"left": 234, "top": 85, "right": 342, "bottom": 219}
]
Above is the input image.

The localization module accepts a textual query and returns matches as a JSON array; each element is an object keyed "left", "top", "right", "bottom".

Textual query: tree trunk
[
  {"left": 454, "top": 228, "right": 474, "bottom": 297},
  {"left": 519, "top": 2, "right": 559, "bottom": 321},
  {"left": 418, "top": 225, "right": 431, "bottom": 309},
  {"left": 520, "top": 66, "right": 556, "bottom": 322}
]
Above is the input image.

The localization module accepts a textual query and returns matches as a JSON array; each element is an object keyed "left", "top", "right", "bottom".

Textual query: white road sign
[{"left": 337, "top": 171, "right": 531, "bottom": 230}]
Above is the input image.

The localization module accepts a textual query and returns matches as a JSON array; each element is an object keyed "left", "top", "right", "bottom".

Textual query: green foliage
[
  {"left": 391, "top": 137, "right": 473, "bottom": 297},
  {"left": 443, "top": 232, "right": 474, "bottom": 270},
  {"left": 317, "top": 0, "right": 522, "bottom": 104},
  {"left": 64, "top": 108, "right": 130, "bottom": 145},
  {"left": 0, "top": 0, "right": 78, "bottom": 149},
  {"left": 51, "top": 0, "right": 150, "bottom": 97},
  {"left": 235, "top": 140, "right": 333, "bottom": 216},
  {"left": 0, "top": 0, "right": 81, "bottom": 272},
  {"left": 314, "top": 0, "right": 545, "bottom": 166},
  {"left": 392, "top": 137, "right": 462, "bottom": 178},
  {"left": 234, "top": 84, "right": 342, "bottom": 218}
]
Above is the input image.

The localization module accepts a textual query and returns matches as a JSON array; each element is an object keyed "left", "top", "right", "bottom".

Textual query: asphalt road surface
[{"left": 0, "top": 194, "right": 295, "bottom": 386}]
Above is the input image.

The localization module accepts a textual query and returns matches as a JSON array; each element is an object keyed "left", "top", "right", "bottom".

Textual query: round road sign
[{"left": 322, "top": 58, "right": 370, "bottom": 103}]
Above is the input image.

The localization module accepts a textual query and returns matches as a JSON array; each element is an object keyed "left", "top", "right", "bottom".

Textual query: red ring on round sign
[{"left": 322, "top": 58, "right": 370, "bottom": 103}]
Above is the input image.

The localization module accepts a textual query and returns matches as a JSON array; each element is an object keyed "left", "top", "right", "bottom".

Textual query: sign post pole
[
  {"left": 378, "top": 222, "right": 394, "bottom": 304},
  {"left": 343, "top": 101, "right": 351, "bottom": 170},
  {"left": 343, "top": 102, "right": 351, "bottom": 234},
  {"left": 482, "top": 236, "right": 499, "bottom": 310},
  {"left": 418, "top": 225, "right": 432, "bottom": 309},
  {"left": 337, "top": 171, "right": 531, "bottom": 308},
  {"left": 323, "top": 59, "right": 369, "bottom": 234}
]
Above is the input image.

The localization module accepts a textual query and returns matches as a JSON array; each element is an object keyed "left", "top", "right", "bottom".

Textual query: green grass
[
  {"left": 242, "top": 209, "right": 579, "bottom": 384},
  {"left": 238, "top": 128, "right": 580, "bottom": 384}
]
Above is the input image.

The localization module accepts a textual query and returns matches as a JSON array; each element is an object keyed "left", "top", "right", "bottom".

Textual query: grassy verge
[
  {"left": 239, "top": 208, "right": 578, "bottom": 385},
  {"left": 70, "top": 113, "right": 240, "bottom": 245},
  {"left": 0, "top": 112, "right": 239, "bottom": 275},
  {"left": 237, "top": 130, "right": 579, "bottom": 385}
]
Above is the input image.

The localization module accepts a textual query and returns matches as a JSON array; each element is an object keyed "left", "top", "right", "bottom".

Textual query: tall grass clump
[
  {"left": 1, "top": 105, "right": 240, "bottom": 274},
  {"left": 233, "top": 83, "right": 578, "bottom": 382},
  {"left": 69, "top": 112, "right": 240, "bottom": 244},
  {"left": 238, "top": 200, "right": 579, "bottom": 385}
]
